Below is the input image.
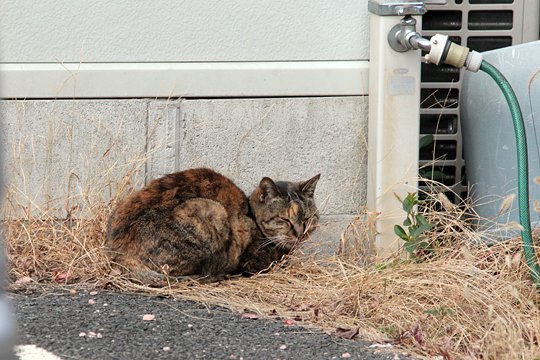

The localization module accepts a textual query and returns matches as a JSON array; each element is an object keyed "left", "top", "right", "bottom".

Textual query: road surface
[{"left": 9, "top": 289, "right": 413, "bottom": 360}]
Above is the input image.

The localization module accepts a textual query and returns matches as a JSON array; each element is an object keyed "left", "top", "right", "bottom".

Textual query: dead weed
[{"left": 4, "top": 181, "right": 540, "bottom": 360}]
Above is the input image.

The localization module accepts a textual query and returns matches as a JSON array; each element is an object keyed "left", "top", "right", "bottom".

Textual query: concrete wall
[
  {"left": 0, "top": 100, "right": 148, "bottom": 217},
  {"left": 1, "top": 98, "right": 368, "bottom": 250}
]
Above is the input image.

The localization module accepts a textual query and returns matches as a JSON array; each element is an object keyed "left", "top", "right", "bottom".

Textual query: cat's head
[{"left": 249, "top": 174, "right": 320, "bottom": 250}]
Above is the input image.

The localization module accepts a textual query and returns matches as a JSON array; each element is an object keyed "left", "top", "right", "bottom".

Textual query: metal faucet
[{"left": 387, "top": 15, "right": 431, "bottom": 53}]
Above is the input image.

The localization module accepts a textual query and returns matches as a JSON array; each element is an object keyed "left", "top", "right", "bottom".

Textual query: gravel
[{"left": 10, "top": 290, "right": 414, "bottom": 360}]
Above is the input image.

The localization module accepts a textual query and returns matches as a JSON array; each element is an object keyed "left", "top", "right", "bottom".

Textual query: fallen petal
[
  {"left": 142, "top": 314, "right": 156, "bottom": 321},
  {"left": 88, "top": 299, "right": 96, "bottom": 305},
  {"left": 241, "top": 313, "right": 259, "bottom": 320},
  {"left": 283, "top": 319, "right": 295, "bottom": 326},
  {"left": 412, "top": 323, "right": 424, "bottom": 345},
  {"left": 53, "top": 272, "right": 71, "bottom": 283},
  {"left": 15, "top": 276, "right": 32, "bottom": 285},
  {"left": 341, "top": 352, "right": 351, "bottom": 358}
]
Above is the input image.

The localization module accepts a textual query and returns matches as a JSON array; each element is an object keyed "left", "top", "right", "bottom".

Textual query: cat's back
[{"left": 108, "top": 168, "right": 249, "bottom": 238}]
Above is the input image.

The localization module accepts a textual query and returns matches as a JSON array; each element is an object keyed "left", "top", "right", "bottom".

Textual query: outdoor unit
[{"left": 419, "top": 0, "right": 540, "bottom": 202}]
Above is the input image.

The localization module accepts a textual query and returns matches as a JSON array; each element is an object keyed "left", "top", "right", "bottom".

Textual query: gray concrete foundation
[{"left": 1, "top": 97, "right": 368, "bottom": 253}]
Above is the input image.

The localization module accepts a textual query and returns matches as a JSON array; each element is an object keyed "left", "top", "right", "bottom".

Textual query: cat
[{"left": 106, "top": 168, "right": 320, "bottom": 284}]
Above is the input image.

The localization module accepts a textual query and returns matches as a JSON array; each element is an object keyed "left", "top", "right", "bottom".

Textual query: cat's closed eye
[
  {"left": 277, "top": 217, "right": 293, "bottom": 230},
  {"left": 278, "top": 217, "right": 292, "bottom": 225},
  {"left": 263, "top": 217, "right": 290, "bottom": 231}
]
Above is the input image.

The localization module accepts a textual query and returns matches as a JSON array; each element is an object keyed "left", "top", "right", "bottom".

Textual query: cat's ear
[
  {"left": 258, "top": 177, "right": 281, "bottom": 203},
  {"left": 299, "top": 174, "right": 320, "bottom": 198}
]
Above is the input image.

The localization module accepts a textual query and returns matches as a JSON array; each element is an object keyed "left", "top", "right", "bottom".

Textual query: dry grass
[
  {"left": 4, "top": 175, "right": 129, "bottom": 285},
  {"left": 2, "top": 108, "right": 540, "bottom": 360},
  {"left": 5, "top": 178, "right": 540, "bottom": 360}
]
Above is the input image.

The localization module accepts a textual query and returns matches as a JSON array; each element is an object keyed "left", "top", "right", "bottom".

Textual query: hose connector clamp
[{"left": 425, "top": 34, "right": 483, "bottom": 72}]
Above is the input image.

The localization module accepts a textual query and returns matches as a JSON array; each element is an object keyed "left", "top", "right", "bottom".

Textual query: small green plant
[
  {"left": 394, "top": 192, "right": 434, "bottom": 257},
  {"left": 424, "top": 306, "right": 455, "bottom": 318},
  {"left": 419, "top": 134, "right": 433, "bottom": 150},
  {"left": 424, "top": 306, "right": 455, "bottom": 340},
  {"left": 418, "top": 134, "right": 444, "bottom": 181},
  {"left": 418, "top": 167, "right": 444, "bottom": 182},
  {"left": 378, "top": 324, "right": 398, "bottom": 338}
]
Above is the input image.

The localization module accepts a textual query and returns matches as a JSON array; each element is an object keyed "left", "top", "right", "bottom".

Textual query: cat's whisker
[
  {"left": 259, "top": 235, "right": 286, "bottom": 250},
  {"left": 257, "top": 238, "right": 276, "bottom": 250}
]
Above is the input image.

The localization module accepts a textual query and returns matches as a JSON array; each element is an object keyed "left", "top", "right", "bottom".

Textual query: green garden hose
[
  {"left": 480, "top": 60, "right": 540, "bottom": 288},
  {"left": 408, "top": 31, "right": 540, "bottom": 288}
]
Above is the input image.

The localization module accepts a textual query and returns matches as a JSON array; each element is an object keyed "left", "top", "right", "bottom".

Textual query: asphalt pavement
[{"left": 9, "top": 289, "right": 414, "bottom": 360}]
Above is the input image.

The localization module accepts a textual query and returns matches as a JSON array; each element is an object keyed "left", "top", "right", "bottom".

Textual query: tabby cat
[{"left": 106, "top": 168, "right": 320, "bottom": 284}]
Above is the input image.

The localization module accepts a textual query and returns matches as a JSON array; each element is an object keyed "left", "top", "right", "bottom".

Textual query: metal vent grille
[{"left": 419, "top": 0, "right": 540, "bottom": 203}]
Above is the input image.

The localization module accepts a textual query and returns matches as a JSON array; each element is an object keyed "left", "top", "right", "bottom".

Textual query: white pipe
[{"left": 367, "top": 8, "right": 422, "bottom": 257}]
